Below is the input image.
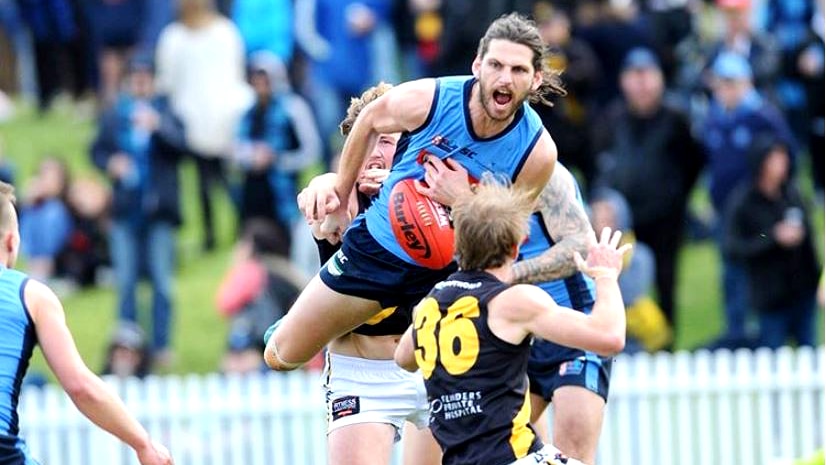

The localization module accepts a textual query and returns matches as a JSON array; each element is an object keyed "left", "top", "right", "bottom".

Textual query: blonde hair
[
  {"left": 339, "top": 82, "right": 394, "bottom": 137},
  {"left": 0, "top": 181, "right": 16, "bottom": 234},
  {"left": 451, "top": 174, "right": 533, "bottom": 270}
]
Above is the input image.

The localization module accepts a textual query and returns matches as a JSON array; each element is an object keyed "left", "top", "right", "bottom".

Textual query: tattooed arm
[{"left": 511, "top": 164, "right": 594, "bottom": 284}]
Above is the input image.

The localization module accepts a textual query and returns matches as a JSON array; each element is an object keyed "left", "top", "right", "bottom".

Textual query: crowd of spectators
[{"left": 0, "top": 0, "right": 822, "bottom": 375}]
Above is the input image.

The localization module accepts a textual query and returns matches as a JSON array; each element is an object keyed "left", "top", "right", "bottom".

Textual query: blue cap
[
  {"left": 621, "top": 47, "right": 660, "bottom": 72},
  {"left": 711, "top": 52, "right": 752, "bottom": 80}
]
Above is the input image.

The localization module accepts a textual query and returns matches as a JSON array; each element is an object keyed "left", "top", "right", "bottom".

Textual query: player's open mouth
[
  {"left": 493, "top": 90, "right": 513, "bottom": 106},
  {"left": 366, "top": 158, "right": 386, "bottom": 170}
]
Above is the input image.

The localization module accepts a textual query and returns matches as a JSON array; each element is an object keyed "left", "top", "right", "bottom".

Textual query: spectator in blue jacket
[
  {"left": 91, "top": 55, "right": 186, "bottom": 368},
  {"left": 90, "top": 0, "right": 146, "bottom": 106},
  {"left": 701, "top": 51, "right": 796, "bottom": 350},
  {"left": 231, "top": 0, "right": 293, "bottom": 62},
  {"left": 19, "top": 156, "right": 73, "bottom": 283},
  {"left": 703, "top": 53, "right": 797, "bottom": 216},
  {"left": 295, "top": 0, "right": 396, "bottom": 168},
  {"left": 234, "top": 51, "right": 321, "bottom": 248},
  {"left": 136, "top": 0, "right": 174, "bottom": 57}
]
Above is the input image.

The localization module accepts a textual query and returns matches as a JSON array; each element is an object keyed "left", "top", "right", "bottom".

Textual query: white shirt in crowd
[{"left": 156, "top": 16, "right": 253, "bottom": 158}]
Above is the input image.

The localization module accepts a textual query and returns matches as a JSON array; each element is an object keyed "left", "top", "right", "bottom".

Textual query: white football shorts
[{"left": 322, "top": 352, "right": 430, "bottom": 441}]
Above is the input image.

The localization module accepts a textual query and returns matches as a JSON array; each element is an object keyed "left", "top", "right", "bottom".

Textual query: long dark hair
[{"left": 477, "top": 12, "right": 567, "bottom": 106}]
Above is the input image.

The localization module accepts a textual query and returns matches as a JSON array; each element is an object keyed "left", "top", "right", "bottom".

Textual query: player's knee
[
  {"left": 263, "top": 341, "right": 303, "bottom": 371},
  {"left": 553, "top": 416, "right": 599, "bottom": 461},
  {"left": 555, "top": 439, "right": 591, "bottom": 462},
  {"left": 553, "top": 439, "right": 595, "bottom": 464}
]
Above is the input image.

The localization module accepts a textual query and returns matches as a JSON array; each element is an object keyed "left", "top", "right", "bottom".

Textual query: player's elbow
[
  {"left": 594, "top": 333, "right": 625, "bottom": 357},
  {"left": 263, "top": 342, "right": 302, "bottom": 372},
  {"left": 63, "top": 373, "right": 102, "bottom": 405},
  {"left": 353, "top": 99, "right": 383, "bottom": 134},
  {"left": 393, "top": 348, "right": 417, "bottom": 373},
  {"left": 396, "top": 358, "right": 418, "bottom": 373},
  {"left": 263, "top": 346, "right": 279, "bottom": 370},
  {"left": 263, "top": 346, "right": 292, "bottom": 372}
]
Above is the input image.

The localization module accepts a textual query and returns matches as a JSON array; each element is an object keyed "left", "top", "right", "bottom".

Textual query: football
[{"left": 389, "top": 178, "right": 455, "bottom": 269}]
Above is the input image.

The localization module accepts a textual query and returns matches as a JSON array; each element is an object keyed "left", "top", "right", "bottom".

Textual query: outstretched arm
[
  {"left": 535, "top": 227, "right": 628, "bottom": 355},
  {"left": 512, "top": 164, "right": 593, "bottom": 284},
  {"left": 297, "top": 172, "right": 364, "bottom": 243},
  {"left": 490, "top": 228, "right": 629, "bottom": 356},
  {"left": 321, "top": 79, "right": 436, "bottom": 226},
  {"left": 26, "top": 280, "right": 172, "bottom": 465},
  {"left": 297, "top": 172, "right": 341, "bottom": 223}
]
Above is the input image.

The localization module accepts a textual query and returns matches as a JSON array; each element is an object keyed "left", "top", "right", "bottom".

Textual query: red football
[{"left": 389, "top": 178, "right": 455, "bottom": 269}]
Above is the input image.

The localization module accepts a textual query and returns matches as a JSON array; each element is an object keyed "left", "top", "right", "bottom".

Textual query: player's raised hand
[
  {"left": 573, "top": 227, "right": 632, "bottom": 281},
  {"left": 136, "top": 440, "right": 174, "bottom": 465},
  {"left": 357, "top": 168, "right": 390, "bottom": 196},
  {"left": 317, "top": 205, "right": 352, "bottom": 244},
  {"left": 415, "top": 156, "right": 473, "bottom": 206},
  {"left": 297, "top": 173, "right": 341, "bottom": 223}
]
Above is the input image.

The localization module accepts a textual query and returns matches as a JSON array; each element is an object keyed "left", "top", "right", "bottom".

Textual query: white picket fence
[{"left": 17, "top": 346, "right": 824, "bottom": 465}]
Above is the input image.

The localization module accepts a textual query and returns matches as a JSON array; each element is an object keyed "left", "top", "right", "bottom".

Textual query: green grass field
[
  {"left": 0, "top": 101, "right": 822, "bottom": 378},
  {"left": 2, "top": 102, "right": 238, "bottom": 375}
]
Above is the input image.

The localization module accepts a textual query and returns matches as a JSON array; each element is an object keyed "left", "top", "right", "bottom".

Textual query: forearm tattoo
[{"left": 512, "top": 169, "right": 592, "bottom": 284}]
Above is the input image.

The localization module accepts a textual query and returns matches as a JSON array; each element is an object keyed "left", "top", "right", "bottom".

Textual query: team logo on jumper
[
  {"left": 330, "top": 396, "right": 360, "bottom": 421},
  {"left": 430, "top": 391, "right": 483, "bottom": 421},
  {"left": 326, "top": 250, "right": 348, "bottom": 277},
  {"left": 430, "top": 135, "right": 477, "bottom": 158},
  {"left": 559, "top": 358, "right": 585, "bottom": 377}
]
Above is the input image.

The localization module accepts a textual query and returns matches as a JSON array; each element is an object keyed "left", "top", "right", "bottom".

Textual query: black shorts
[
  {"left": 0, "top": 435, "right": 35, "bottom": 465},
  {"left": 527, "top": 337, "right": 613, "bottom": 403},
  {"left": 318, "top": 218, "right": 457, "bottom": 309}
]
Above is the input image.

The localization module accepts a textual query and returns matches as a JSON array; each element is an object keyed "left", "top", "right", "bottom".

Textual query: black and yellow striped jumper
[{"left": 412, "top": 269, "right": 542, "bottom": 465}]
